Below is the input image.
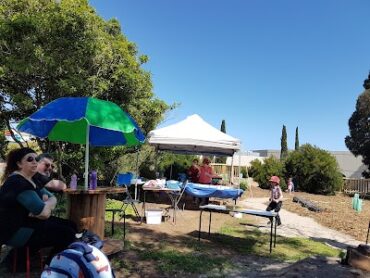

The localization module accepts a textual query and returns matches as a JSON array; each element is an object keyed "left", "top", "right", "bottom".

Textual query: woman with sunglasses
[{"left": 0, "top": 147, "right": 76, "bottom": 268}]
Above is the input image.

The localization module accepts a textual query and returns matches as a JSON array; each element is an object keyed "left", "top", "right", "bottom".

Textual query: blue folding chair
[{"left": 117, "top": 172, "right": 141, "bottom": 221}]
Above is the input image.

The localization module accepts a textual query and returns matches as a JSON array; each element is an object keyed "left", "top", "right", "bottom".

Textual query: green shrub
[
  {"left": 240, "top": 167, "right": 248, "bottom": 178},
  {"left": 239, "top": 181, "right": 248, "bottom": 191},
  {"left": 159, "top": 153, "right": 197, "bottom": 179},
  {"left": 248, "top": 156, "right": 285, "bottom": 189},
  {"left": 284, "top": 144, "right": 343, "bottom": 195}
]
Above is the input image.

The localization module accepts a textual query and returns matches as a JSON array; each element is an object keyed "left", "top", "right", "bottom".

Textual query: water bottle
[
  {"left": 89, "top": 170, "right": 97, "bottom": 190},
  {"left": 70, "top": 174, "right": 77, "bottom": 190}
]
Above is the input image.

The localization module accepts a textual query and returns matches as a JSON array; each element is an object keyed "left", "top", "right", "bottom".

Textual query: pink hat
[{"left": 269, "top": 176, "right": 280, "bottom": 184}]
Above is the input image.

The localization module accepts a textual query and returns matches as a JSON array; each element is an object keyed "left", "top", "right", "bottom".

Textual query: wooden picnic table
[{"left": 64, "top": 187, "right": 126, "bottom": 239}]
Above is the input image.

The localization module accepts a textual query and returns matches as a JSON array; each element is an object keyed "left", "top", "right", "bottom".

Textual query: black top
[
  {"left": 0, "top": 174, "right": 47, "bottom": 244},
  {"left": 33, "top": 172, "right": 52, "bottom": 189}
]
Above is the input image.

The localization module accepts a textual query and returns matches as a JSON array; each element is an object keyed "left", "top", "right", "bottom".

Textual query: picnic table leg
[
  {"left": 274, "top": 217, "right": 277, "bottom": 247},
  {"left": 111, "top": 210, "right": 116, "bottom": 235},
  {"left": 198, "top": 210, "right": 203, "bottom": 241},
  {"left": 166, "top": 193, "right": 176, "bottom": 224},
  {"left": 172, "top": 194, "right": 176, "bottom": 224},
  {"left": 123, "top": 211, "right": 126, "bottom": 240},
  {"left": 366, "top": 221, "right": 370, "bottom": 244},
  {"left": 270, "top": 217, "right": 273, "bottom": 253},
  {"left": 208, "top": 211, "right": 212, "bottom": 237}
]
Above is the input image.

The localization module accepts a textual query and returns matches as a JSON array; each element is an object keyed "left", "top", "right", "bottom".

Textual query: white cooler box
[{"left": 145, "top": 209, "right": 163, "bottom": 224}]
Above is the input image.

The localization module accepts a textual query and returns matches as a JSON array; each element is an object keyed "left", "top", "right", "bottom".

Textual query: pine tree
[
  {"left": 295, "top": 127, "right": 300, "bottom": 150},
  {"left": 280, "top": 125, "right": 288, "bottom": 160}
]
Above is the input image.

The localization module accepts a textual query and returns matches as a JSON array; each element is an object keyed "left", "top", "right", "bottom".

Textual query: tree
[
  {"left": 248, "top": 156, "right": 286, "bottom": 190},
  {"left": 345, "top": 73, "right": 370, "bottom": 178},
  {"left": 0, "top": 0, "right": 170, "bottom": 179},
  {"left": 364, "top": 71, "right": 370, "bottom": 90},
  {"left": 0, "top": 120, "right": 8, "bottom": 160},
  {"left": 284, "top": 144, "right": 343, "bottom": 195},
  {"left": 295, "top": 127, "right": 300, "bottom": 150},
  {"left": 280, "top": 125, "right": 288, "bottom": 160},
  {"left": 216, "top": 119, "right": 227, "bottom": 163},
  {"left": 220, "top": 120, "right": 226, "bottom": 133}
]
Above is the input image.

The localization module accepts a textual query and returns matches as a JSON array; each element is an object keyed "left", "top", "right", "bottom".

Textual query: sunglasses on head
[{"left": 25, "top": 156, "right": 36, "bottom": 162}]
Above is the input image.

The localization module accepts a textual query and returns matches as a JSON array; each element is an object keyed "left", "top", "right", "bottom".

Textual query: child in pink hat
[{"left": 266, "top": 176, "right": 283, "bottom": 226}]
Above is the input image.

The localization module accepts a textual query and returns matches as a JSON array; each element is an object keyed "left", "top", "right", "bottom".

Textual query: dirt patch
[
  {"left": 247, "top": 184, "right": 370, "bottom": 242},
  {"left": 2, "top": 189, "right": 369, "bottom": 277}
]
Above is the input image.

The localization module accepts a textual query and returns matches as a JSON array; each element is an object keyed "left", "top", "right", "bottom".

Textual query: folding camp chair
[
  {"left": 106, "top": 172, "right": 141, "bottom": 236},
  {"left": 116, "top": 172, "right": 141, "bottom": 222}
]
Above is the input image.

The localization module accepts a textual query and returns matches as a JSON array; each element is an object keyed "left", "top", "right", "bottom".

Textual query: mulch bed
[{"left": 248, "top": 185, "right": 370, "bottom": 242}]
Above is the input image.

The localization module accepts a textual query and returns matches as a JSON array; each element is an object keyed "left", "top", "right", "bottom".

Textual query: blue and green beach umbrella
[{"left": 17, "top": 97, "right": 145, "bottom": 189}]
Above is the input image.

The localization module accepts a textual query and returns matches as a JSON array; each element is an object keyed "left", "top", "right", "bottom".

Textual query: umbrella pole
[
  {"left": 84, "top": 125, "right": 90, "bottom": 190},
  {"left": 134, "top": 149, "right": 139, "bottom": 200}
]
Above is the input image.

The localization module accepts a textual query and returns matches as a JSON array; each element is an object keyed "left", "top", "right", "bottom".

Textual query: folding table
[
  {"left": 198, "top": 204, "right": 278, "bottom": 253},
  {"left": 185, "top": 183, "right": 244, "bottom": 200},
  {"left": 142, "top": 187, "right": 181, "bottom": 224}
]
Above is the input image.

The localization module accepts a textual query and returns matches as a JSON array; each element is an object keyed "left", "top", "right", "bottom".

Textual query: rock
[
  {"left": 346, "top": 245, "right": 370, "bottom": 272},
  {"left": 358, "top": 244, "right": 370, "bottom": 256}
]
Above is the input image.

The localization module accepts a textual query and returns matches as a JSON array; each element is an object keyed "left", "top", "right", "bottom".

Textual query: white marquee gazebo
[{"left": 147, "top": 114, "right": 241, "bottom": 182}]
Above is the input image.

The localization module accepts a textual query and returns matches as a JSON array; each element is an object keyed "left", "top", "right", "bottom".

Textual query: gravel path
[{"left": 241, "top": 197, "right": 363, "bottom": 249}]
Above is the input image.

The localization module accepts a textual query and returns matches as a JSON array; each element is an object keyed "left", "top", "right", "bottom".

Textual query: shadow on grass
[
  {"left": 309, "top": 236, "right": 355, "bottom": 250},
  {"left": 0, "top": 220, "right": 347, "bottom": 278},
  {"left": 107, "top": 221, "right": 343, "bottom": 277}
]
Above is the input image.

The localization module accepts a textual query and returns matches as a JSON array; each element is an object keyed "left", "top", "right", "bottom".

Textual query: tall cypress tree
[
  {"left": 216, "top": 120, "right": 227, "bottom": 163},
  {"left": 280, "top": 125, "right": 288, "bottom": 160},
  {"left": 220, "top": 120, "right": 226, "bottom": 133},
  {"left": 295, "top": 126, "right": 300, "bottom": 150}
]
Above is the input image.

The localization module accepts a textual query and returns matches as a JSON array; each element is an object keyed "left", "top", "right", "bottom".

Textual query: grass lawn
[{"left": 104, "top": 198, "right": 342, "bottom": 277}]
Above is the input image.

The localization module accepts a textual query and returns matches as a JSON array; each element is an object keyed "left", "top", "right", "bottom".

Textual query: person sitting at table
[
  {"left": 0, "top": 147, "right": 77, "bottom": 267},
  {"left": 187, "top": 158, "right": 200, "bottom": 183},
  {"left": 33, "top": 153, "right": 67, "bottom": 192}
]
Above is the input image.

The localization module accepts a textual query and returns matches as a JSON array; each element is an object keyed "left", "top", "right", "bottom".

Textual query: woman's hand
[{"left": 31, "top": 195, "right": 57, "bottom": 220}]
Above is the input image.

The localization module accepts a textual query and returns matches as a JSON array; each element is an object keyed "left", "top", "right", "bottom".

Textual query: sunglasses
[
  {"left": 44, "top": 162, "right": 55, "bottom": 169},
  {"left": 25, "top": 156, "right": 37, "bottom": 162}
]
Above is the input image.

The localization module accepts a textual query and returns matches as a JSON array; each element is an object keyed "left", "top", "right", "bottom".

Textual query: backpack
[{"left": 41, "top": 242, "right": 115, "bottom": 278}]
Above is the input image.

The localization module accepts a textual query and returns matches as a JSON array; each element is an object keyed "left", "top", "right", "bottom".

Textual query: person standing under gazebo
[
  {"left": 198, "top": 157, "right": 216, "bottom": 205},
  {"left": 187, "top": 158, "right": 200, "bottom": 183}
]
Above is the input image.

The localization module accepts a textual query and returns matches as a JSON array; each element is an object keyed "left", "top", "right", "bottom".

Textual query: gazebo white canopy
[{"left": 147, "top": 114, "right": 241, "bottom": 156}]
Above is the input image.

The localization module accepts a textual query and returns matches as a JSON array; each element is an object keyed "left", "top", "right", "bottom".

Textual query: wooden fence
[{"left": 343, "top": 178, "right": 370, "bottom": 195}]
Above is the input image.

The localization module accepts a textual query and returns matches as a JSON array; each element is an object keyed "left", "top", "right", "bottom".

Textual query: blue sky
[{"left": 89, "top": 0, "right": 370, "bottom": 151}]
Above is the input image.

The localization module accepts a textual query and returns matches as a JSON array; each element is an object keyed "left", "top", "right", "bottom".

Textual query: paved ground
[{"left": 241, "top": 197, "right": 363, "bottom": 250}]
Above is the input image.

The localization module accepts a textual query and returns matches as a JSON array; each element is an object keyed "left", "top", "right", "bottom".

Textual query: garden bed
[{"left": 249, "top": 185, "right": 370, "bottom": 242}]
